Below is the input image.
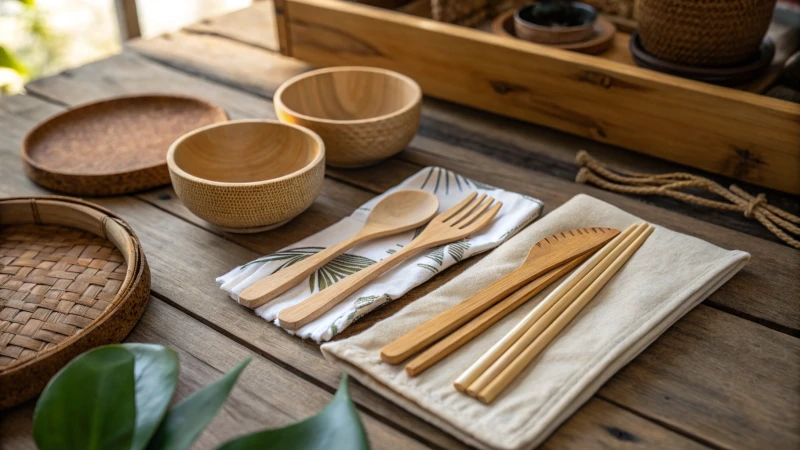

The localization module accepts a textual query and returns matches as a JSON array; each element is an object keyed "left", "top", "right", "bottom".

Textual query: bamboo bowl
[
  {"left": 167, "top": 120, "right": 325, "bottom": 233},
  {"left": 274, "top": 67, "right": 422, "bottom": 168}
]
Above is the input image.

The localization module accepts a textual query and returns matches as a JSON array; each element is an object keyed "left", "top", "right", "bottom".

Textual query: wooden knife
[{"left": 380, "top": 227, "right": 620, "bottom": 365}]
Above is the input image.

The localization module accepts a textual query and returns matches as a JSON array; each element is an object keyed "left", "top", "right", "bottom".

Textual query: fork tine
[
  {"left": 459, "top": 201, "right": 502, "bottom": 231},
  {"left": 454, "top": 196, "right": 494, "bottom": 228},
  {"left": 442, "top": 192, "right": 482, "bottom": 223}
]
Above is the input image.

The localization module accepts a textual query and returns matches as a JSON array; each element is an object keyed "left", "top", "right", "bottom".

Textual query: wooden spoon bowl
[
  {"left": 167, "top": 120, "right": 325, "bottom": 233},
  {"left": 274, "top": 67, "right": 422, "bottom": 168}
]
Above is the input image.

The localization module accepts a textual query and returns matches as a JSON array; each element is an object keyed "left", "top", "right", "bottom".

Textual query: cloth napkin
[
  {"left": 217, "top": 167, "right": 543, "bottom": 342},
  {"left": 321, "top": 194, "right": 750, "bottom": 450}
]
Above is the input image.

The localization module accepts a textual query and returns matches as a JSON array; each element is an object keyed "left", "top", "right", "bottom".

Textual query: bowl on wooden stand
[
  {"left": 513, "top": 2, "right": 598, "bottom": 44},
  {"left": 167, "top": 120, "right": 325, "bottom": 233},
  {"left": 274, "top": 66, "right": 422, "bottom": 168}
]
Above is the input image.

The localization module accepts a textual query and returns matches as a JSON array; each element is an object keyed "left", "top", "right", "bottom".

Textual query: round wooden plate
[
  {"left": 22, "top": 95, "right": 228, "bottom": 196},
  {"left": 492, "top": 9, "right": 616, "bottom": 55},
  {"left": 0, "top": 196, "right": 150, "bottom": 409},
  {"left": 629, "top": 32, "right": 776, "bottom": 86}
]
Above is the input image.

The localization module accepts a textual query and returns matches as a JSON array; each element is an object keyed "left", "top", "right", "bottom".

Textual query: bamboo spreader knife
[{"left": 380, "top": 227, "right": 620, "bottom": 365}]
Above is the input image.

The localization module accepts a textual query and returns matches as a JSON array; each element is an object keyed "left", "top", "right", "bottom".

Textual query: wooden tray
[
  {"left": 274, "top": 0, "right": 800, "bottom": 194},
  {"left": 22, "top": 95, "right": 228, "bottom": 197},
  {"left": 0, "top": 196, "right": 150, "bottom": 409}
]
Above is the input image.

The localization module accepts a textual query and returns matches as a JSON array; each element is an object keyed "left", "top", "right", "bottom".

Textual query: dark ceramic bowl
[{"left": 514, "top": 2, "right": 597, "bottom": 45}]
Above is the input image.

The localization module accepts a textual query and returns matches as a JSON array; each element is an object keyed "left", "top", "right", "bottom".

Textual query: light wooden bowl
[
  {"left": 274, "top": 67, "right": 422, "bottom": 168},
  {"left": 167, "top": 120, "right": 325, "bottom": 233}
]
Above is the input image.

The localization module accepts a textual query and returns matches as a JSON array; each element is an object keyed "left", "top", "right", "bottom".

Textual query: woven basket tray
[{"left": 0, "top": 197, "right": 150, "bottom": 409}]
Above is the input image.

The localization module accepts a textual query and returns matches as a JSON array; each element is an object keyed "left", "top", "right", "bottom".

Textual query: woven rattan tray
[
  {"left": 22, "top": 95, "right": 228, "bottom": 196},
  {"left": 0, "top": 196, "right": 150, "bottom": 409}
]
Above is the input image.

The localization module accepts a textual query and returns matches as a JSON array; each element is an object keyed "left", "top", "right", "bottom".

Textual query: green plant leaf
[
  {"left": 0, "top": 46, "right": 28, "bottom": 75},
  {"left": 148, "top": 358, "right": 251, "bottom": 450},
  {"left": 33, "top": 346, "right": 137, "bottom": 450},
  {"left": 216, "top": 375, "right": 369, "bottom": 450},
  {"left": 125, "top": 344, "right": 180, "bottom": 450}
]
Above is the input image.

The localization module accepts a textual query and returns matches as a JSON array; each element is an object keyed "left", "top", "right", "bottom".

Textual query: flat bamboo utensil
[
  {"left": 278, "top": 192, "right": 501, "bottom": 331},
  {"left": 238, "top": 190, "right": 440, "bottom": 309},
  {"left": 475, "top": 223, "right": 655, "bottom": 404},
  {"left": 404, "top": 255, "right": 588, "bottom": 376},
  {"left": 381, "top": 227, "right": 621, "bottom": 364},
  {"left": 455, "top": 223, "right": 639, "bottom": 392}
]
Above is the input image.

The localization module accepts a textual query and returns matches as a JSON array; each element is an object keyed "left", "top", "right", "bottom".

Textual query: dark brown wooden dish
[
  {"left": 22, "top": 95, "right": 228, "bottom": 197},
  {"left": 493, "top": 9, "right": 616, "bottom": 55},
  {"left": 630, "top": 32, "right": 776, "bottom": 86},
  {"left": 0, "top": 196, "right": 150, "bottom": 409}
]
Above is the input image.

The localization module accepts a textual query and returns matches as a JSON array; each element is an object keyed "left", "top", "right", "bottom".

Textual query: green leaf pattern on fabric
[
  {"left": 330, "top": 295, "right": 385, "bottom": 335},
  {"left": 240, "top": 247, "right": 376, "bottom": 294},
  {"left": 308, "top": 253, "right": 376, "bottom": 293},
  {"left": 447, "top": 239, "right": 470, "bottom": 262}
]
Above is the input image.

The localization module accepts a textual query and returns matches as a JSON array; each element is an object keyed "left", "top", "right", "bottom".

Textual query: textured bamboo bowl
[
  {"left": 636, "top": 0, "right": 777, "bottom": 67},
  {"left": 167, "top": 120, "right": 325, "bottom": 233},
  {"left": 274, "top": 67, "right": 422, "bottom": 168}
]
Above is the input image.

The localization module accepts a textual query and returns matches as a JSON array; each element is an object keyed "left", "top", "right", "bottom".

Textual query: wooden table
[{"left": 1, "top": 2, "right": 798, "bottom": 449}]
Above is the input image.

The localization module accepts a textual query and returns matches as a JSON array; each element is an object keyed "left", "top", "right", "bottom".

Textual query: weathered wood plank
[
  {"left": 128, "top": 32, "right": 310, "bottom": 98},
  {"left": 0, "top": 299, "right": 428, "bottom": 450},
  {"left": 185, "top": 0, "right": 279, "bottom": 51},
  {"left": 126, "top": 24, "right": 800, "bottom": 245},
  {"left": 18, "top": 52, "right": 800, "bottom": 449},
  {"left": 0, "top": 93, "right": 710, "bottom": 449},
  {"left": 0, "top": 94, "right": 466, "bottom": 450},
  {"left": 36, "top": 47, "right": 798, "bottom": 335}
]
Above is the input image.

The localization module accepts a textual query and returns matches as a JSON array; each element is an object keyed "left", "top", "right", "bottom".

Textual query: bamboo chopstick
[
  {"left": 453, "top": 223, "right": 641, "bottom": 392},
  {"left": 404, "top": 255, "right": 587, "bottom": 377},
  {"left": 475, "top": 224, "right": 655, "bottom": 404}
]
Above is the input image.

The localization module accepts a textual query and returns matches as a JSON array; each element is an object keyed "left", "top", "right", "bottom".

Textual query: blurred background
[{"left": 0, "top": 0, "right": 252, "bottom": 94}]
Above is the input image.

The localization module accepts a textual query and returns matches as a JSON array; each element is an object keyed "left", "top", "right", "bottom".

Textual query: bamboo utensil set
[
  {"left": 278, "top": 192, "right": 502, "bottom": 330},
  {"left": 382, "top": 222, "right": 654, "bottom": 403}
]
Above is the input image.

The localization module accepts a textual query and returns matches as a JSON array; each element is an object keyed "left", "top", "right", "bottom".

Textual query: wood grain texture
[
  {"left": 12, "top": 29, "right": 800, "bottom": 447},
  {"left": 185, "top": 0, "right": 279, "bottom": 51},
  {"left": 0, "top": 95, "right": 712, "bottom": 450},
  {"left": 278, "top": 192, "right": 500, "bottom": 330},
  {"left": 21, "top": 42, "right": 798, "bottom": 336},
  {"left": 167, "top": 120, "right": 325, "bottom": 232},
  {"left": 239, "top": 190, "right": 439, "bottom": 308},
  {"left": 119, "top": 18, "right": 800, "bottom": 243},
  {"left": 0, "top": 298, "right": 430, "bottom": 450},
  {"left": 274, "top": 66, "right": 422, "bottom": 167},
  {"left": 382, "top": 226, "right": 620, "bottom": 364},
  {"left": 405, "top": 256, "right": 586, "bottom": 376},
  {"left": 281, "top": 0, "right": 800, "bottom": 194}
]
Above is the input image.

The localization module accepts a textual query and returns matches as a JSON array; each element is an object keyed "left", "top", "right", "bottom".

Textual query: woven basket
[
  {"left": 635, "top": 0, "right": 777, "bottom": 67},
  {"left": 0, "top": 197, "right": 150, "bottom": 409}
]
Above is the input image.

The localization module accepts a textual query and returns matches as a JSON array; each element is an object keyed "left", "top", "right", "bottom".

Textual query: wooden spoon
[
  {"left": 238, "top": 190, "right": 440, "bottom": 309},
  {"left": 278, "top": 192, "right": 502, "bottom": 330}
]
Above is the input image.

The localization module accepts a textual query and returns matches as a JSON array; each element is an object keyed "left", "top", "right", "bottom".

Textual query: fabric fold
[
  {"left": 217, "top": 167, "right": 543, "bottom": 342},
  {"left": 321, "top": 194, "right": 749, "bottom": 450}
]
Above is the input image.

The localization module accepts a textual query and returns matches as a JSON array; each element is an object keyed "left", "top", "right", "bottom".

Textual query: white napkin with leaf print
[{"left": 217, "top": 167, "right": 544, "bottom": 342}]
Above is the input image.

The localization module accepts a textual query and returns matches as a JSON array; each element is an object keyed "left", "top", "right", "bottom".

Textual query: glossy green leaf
[
  {"left": 33, "top": 346, "right": 137, "bottom": 450},
  {"left": 125, "top": 344, "right": 180, "bottom": 450},
  {"left": 148, "top": 358, "right": 251, "bottom": 450},
  {"left": 216, "top": 375, "right": 369, "bottom": 450}
]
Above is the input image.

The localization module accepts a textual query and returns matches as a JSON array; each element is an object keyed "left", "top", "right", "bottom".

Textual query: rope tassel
[{"left": 575, "top": 151, "right": 800, "bottom": 249}]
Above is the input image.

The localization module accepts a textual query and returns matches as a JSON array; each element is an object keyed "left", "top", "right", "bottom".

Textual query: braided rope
[{"left": 575, "top": 151, "right": 800, "bottom": 249}]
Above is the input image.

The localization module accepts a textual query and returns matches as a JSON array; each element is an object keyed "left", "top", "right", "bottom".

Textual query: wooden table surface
[{"left": 1, "top": 2, "right": 799, "bottom": 449}]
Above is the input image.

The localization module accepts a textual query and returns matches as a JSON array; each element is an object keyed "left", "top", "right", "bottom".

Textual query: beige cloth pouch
[{"left": 321, "top": 194, "right": 750, "bottom": 450}]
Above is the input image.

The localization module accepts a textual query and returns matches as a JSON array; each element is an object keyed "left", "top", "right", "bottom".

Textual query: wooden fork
[{"left": 277, "top": 192, "right": 502, "bottom": 331}]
